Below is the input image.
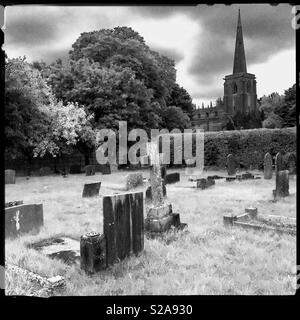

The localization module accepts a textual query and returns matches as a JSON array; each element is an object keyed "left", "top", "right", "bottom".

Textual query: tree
[
  {"left": 5, "top": 56, "right": 53, "bottom": 163},
  {"left": 262, "top": 112, "right": 284, "bottom": 129},
  {"left": 275, "top": 84, "right": 296, "bottom": 127},
  {"left": 162, "top": 106, "right": 191, "bottom": 132}
]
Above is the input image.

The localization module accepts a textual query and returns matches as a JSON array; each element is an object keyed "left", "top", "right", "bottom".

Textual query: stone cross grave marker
[
  {"left": 264, "top": 152, "right": 273, "bottom": 179},
  {"left": 227, "top": 154, "right": 236, "bottom": 176},
  {"left": 103, "top": 191, "right": 144, "bottom": 266}
]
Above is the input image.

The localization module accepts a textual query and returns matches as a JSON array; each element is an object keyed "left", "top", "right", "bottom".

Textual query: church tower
[{"left": 223, "top": 9, "right": 257, "bottom": 115}]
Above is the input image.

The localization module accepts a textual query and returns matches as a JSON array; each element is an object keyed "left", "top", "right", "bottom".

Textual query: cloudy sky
[{"left": 3, "top": 4, "right": 295, "bottom": 107}]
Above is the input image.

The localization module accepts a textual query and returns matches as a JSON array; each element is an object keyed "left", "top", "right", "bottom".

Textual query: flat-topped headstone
[
  {"left": 85, "top": 165, "right": 95, "bottom": 176},
  {"left": 196, "top": 178, "right": 215, "bottom": 189},
  {"left": 146, "top": 185, "right": 167, "bottom": 201},
  {"left": 103, "top": 191, "right": 144, "bottom": 266},
  {"left": 5, "top": 203, "right": 43, "bottom": 238},
  {"left": 69, "top": 164, "right": 82, "bottom": 174},
  {"left": 227, "top": 154, "right": 236, "bottom": 176},
  {"left": 165, "top": 172, "right": 180, "bottom": 184},
  {"left": 241, "top": 172, "right": 254, "bottom": 180},
  {"left": 264, "top": 152, "right": 273, "bottom": 179},
  {"left": 98, "top": 163, "right": 111, "bottom": 175},
  {"left": 274, "top": 170, "right": 289, "bottom": 198},
  {"left": 275, "top": 152, "right": 284, "bottom": 173},
  {"left": 125, "top": 172, "right": 144, "bottom": 190},
  {"left": 82, "top": 182, "right": 101, "bottom": 198},
  {"left": 5, "top": 169, "right": 16, "bottom": 184}
]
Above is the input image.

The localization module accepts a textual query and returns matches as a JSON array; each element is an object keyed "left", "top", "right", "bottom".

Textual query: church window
[{"left": 233, "top": 83, "right": 238, "bottom": 94}]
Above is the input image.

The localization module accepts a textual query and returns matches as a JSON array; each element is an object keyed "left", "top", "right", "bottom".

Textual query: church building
[{"left": 192, "top": 9, "right": 258, "bottom": 131}]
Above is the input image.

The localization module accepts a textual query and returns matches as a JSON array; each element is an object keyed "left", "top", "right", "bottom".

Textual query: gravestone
[
  {"left": 69, "top": 164, "right": 82, "bottom": 174},
  {"left": 125, "top": 172, "right": 144, "bottom": 190},
  {"left": 287, "top": 153, "right": 296, "bottom": 175},
  {"left": 241, "top": 172, "right": 254, "bottom": 180},
  {"left": 275, "top": 152, "right": 284, "bottom": 173},
  {"left": 85, "top": 165, "right": 95, "bottom": 176},
  {"left": 5, "top": 203, "right": 43, "bottom": 238},
  {"left": 146, "top": 185, "right": 167, "bottom": 201},
  {"left": 165, "top": 172, "right": 180, "bottom": 184},
  {"left": 80, "top": 232, "right": 107, "bottom": 273},
  {"left": 103, "top": 191, "right": 144, "bottom": 266},
  {"left": 196, "top": 178, "right": 215, "bottom": 189},
  {"left": 227, "top": 154, "right": 236, "bottom": 176},
  {"left": 226, "top": 177, "right": 236, "bottom": 182},
  {"left": 99, "top": 164, "right": 111, "bottom": 175},
  {"left": 82, "top": 182, "right": 101, "bottom": 198},
  {"left": 264, "top": 152, "right": 273, "bottom": 179},
  {"left": 274, "top": 170, "right": 289, "bottom": 198},
  {"left": 5, "top": 169, "right": 16, "bottom": 184}
]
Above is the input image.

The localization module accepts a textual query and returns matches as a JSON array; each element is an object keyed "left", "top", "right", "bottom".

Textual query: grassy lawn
[{"left": 5, "top": 168, "right": 297, "bottom": 295}]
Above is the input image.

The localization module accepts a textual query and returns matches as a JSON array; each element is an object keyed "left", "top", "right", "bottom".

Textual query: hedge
[{"left": 167, "top": 127, "right": 296, "bottom": 169}]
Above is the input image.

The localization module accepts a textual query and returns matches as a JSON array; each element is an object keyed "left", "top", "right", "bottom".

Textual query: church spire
[{"left": 233, "top": 9, "right": 247, "bottom": 74}]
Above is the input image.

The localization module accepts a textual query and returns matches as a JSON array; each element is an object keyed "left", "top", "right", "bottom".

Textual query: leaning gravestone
[
  {"left": 227, "top": 154, "right": 236, "bottom": 176},
  {"left": 264, "top": 152, "right": 273, "bottom": 179},
  {"left": 5, "top": 169, "right": 16, "bottom": 184},
  {"left": 103, "top": 191, "right": 144, "bottom": 266},
  {"left": 273, "top": 170, "right": 289, "bottom": 198},
  {"left": 275, "top": 152, "right": 284, "bottom": 173},
  {"left": 85, "top": 165, "right": 95, "bottom": 176},
  {"left": 5, "top": 203, "right": 43, "bottom": 238},
  {"left": 82, "top": 182, "right": 101, "bottom": 198}
]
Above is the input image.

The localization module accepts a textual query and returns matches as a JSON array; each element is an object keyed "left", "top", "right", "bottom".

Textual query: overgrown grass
[{"left": 5, "top": 169, "right": 297, "bottom": 295}]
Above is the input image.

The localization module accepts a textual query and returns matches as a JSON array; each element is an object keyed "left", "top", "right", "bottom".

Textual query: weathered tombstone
[
  {"left": 264, "top": 152, "right": 273, "bottom": 179},
  {"left": 196, "top": 178, "right": 215, "bottom": 189},
  {"left": 274, "top": 170, "right": 289, "bottom": 198},
  {"left": 69, "top": 164, "right": 82, "bottom": 174},
  {"left": 5, "top": 169, "right": 16, "bottom": 184},
  {"left": 125, "top": 172, "right": 144, "bottom": 190},
  {"left": 227, "top": 154, "right": 236, "bottom": 176},
  {"left": 80, "top": 232, "right": 107, "bottom": 274},
  {"left": 103, "top": 191, "right": 144, "bottom": 266},
  {"left": 82, "top": 182, "right": 101, "bottom": 198},
  {"left": 275, "top": 152, "right": 284, "bottom": 173},
  {"left": 5, "top": 203, "right": 43, "bottom": 238},
  {"left": 241, "top": 172, "right": 254, "bottom": 180},
  {"left": 226, "top": 177, "right": 236, "bottom": 182},
  {"left": 85, "top": 165, "right": 95, "bottom": 176},
  {"left": 287, "top": 152, "right": 296, "bottom": 175},
  {"left": 165, "top": 172, "right": 180, "bottom": 184}
]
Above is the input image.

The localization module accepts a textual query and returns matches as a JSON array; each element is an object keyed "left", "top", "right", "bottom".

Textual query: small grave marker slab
[
  {"left": 28, "top": 237, "right": 80, "bottom": 265},
  {"left": 5, "top": 169, "right": 16, "bottom": 184},
  {"left": 80, "top": 232, "right": 107, "bottom": 273},
  {"left": 5, "top": 204, "right": 43, "bottom": 238},
  {"left": 165, "top": 172, "right": 180, "bottom": 184},
  {"left": 103, "top": 191, "right": 144, "bottom": 266},
  {"left": 196, "top": 178, "right": 215, "bottom": 189},
  {"left": 227, "top": 154, "right": 236, "bottom": 176},
  {"left": 264, "top": 152, "right": 273, "bottom": 179},
  {"left": 82, "top": 182, "right": 101, "bottom": 198},
  {"left": 98, "top": 163, "right": 111, "bottom": 174},
  {"left": 241, "top": 172, "right": 254, "bottom": 180},
  {"left": 85, "top": 165, "right": 95, "bottom": 176}
]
